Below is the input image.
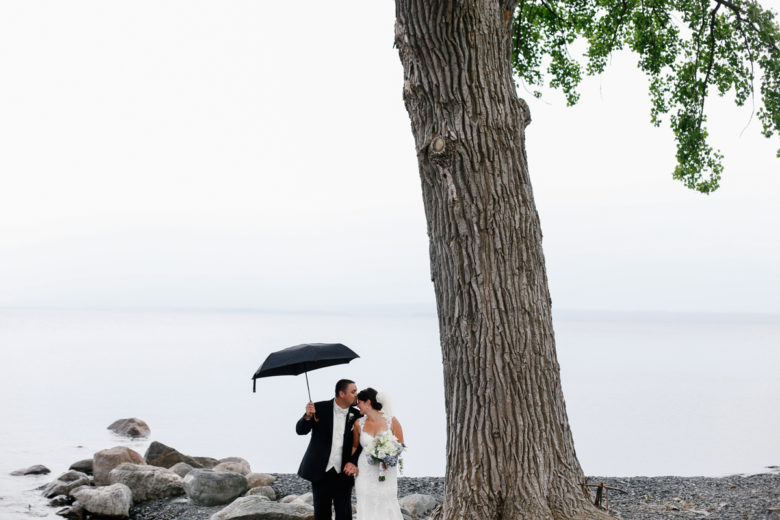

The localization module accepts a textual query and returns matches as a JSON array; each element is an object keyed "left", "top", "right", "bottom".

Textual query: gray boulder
[
  {"left": 169, "top": 462, "right": 195, "bottom": 477},
  {"left": 184, "top": 469, "right": 248, "bottom": 506},
  {"left": 71, "top": 483, "right": 132, "bottom": 518},
  {"left": 49, "top": 495, "right": 72, "bottom": 507},
  {"left": 244, "top": 490, "right": 271, "bottom": 501},
  {"left": 219, "top": 456, "right": 251, "bottom": 465},
  {"left": 11, "top": 464, "right": 50, "bottom": 476},
  {"left": 107, "top": 418, "right": 151, "bottom": 438},
  {"left": 56, "top": 502, "right": 85, "bottom": 519},
  {"left": 214, "top": 460, "right": 251, "bottom": 475},
  {"left": 109, "top": 463, "right": 184, "bottom": 502},
  {"left": 93, "top": 446, "right": 144, "bottom": 486},
  {"left": 210, "top": 496, "right": 315, "bottom": 520},
  {"left": 280, "top": 492, "right": 313, "bottom": 505},
  {"left": 212, "top": 462, "right": 252, "bottom": 476},
  {"left": 192, "top": 456, "right": 220, "bottom": 469},
  {"left": 399, "top": 494, "right": 439, "bottom": 518},
  {"left": 69, "top": 459, "right": 93, "bottom": 475},
  {"left": 145, "top": 441, "right": 217, "bottom": 469},
  {"left": 246, "top": 472, "right": 275, "bottom": 488},
  {"left": 245, "top": 486, "right": 276, "bottom": 500},
  {"left": 42, "top": 470, "right": 91, "bottom": 498}
]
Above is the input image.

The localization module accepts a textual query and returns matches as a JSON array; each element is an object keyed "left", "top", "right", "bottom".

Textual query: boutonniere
[{"left": 348, "top": 412, "right": 356, "bottom": 421}]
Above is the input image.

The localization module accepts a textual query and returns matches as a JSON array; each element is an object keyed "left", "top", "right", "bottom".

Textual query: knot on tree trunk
[
  {"left": 427, "top": 136, "right": 459, "bottom": 205},
  {"left": 518, "top": 97, "right": 532, "bottom": 128},
  {"left": 427, "top": 135, "right": 456, "bottom": 167}
]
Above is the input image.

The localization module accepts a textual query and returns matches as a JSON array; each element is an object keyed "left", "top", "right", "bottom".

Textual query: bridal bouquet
[{"left": 365, "top": 430, "right": 405, "bottom": 482}]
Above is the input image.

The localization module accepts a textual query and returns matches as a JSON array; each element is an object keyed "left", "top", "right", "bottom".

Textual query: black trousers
[{"left": 312, "top": 468, "right": 353, "bottom": 520}]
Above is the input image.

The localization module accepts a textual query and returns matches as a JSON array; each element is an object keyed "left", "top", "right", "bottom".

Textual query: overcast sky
[{"left": 1, "top": 1, "right": 778, "bottom": 315}]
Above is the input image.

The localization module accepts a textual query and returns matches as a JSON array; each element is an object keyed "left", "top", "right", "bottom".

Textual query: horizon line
[{"left": 1, "top": 303, "right": 779, "bottom": 322}]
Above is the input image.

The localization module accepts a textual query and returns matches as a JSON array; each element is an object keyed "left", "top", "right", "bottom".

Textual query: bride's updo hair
[{"left": 357, "top": 387, "right": 383, "bottom": 411}]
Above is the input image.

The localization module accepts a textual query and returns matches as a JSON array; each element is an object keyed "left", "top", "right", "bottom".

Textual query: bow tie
[{"left": 335, "top": 405, "right": 349, "bottom": 416}]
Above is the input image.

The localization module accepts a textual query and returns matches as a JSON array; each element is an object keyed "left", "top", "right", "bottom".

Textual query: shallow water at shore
[{"left": 1, "top": 307, "right": 778, "bottom": 519}]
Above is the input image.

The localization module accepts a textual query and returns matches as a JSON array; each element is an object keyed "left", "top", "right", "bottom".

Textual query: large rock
[
  {"left": 210, "top": 496, "right": 314, "bottom": 520},
  {"left": 219, "top": 456, "right": 250, "bottom": 466},
  {"left": 169, "top": 462, "right": 195, "bottom": 477},
  {"left": 107, "top": 418, "right": 151, "bottom": 438},
  {"left": 49, "top": 495, "right": 72, "bottom": 507},
  {"left": 192, "top": 456, "right": 220, "bottom": 469},
  {"left": 246, "top": 473, "right": 276, "bottom": 488},
  {"left": 280, "top": 492, "right": 313, "bottom": 505},
  {"left": 243, "top": 491, "right": 271, "bottom": 501},
  {"left": 144, "top": 441, "right": 216, "bottom": 469},
  {"left": 399, "top": 494, "right": 439, "bottom": 518},
  {"left": 214, "top": 458, "right": 251, "bottom": 475},
  {"left": 69, "top": 459, "right": 93, "bottom": 475},
  {"left": 42, "top": 471, "right": 91, "bottom": 498},
  {"left": 109, "top": 463, "right": 185, "bottom": 502},
  {"left": 11, "top": 464, "right": 50, "bottom": 476},
  {"left": 71, "top": 483, "right": 132, "bottom": 518},
  {"left": 183, "top": 469, "right": 248, "bottom": 506},
  {"left": 245, "top": 486, "right": 275, "bottom": 500},
  {"left": 93, "top": 446, "right": 144, "bottom": 486},
  {"left": 56, "top": 503, "right": 85, "bottom": 519}
]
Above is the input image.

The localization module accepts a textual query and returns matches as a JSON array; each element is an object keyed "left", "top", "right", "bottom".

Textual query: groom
[{"left": 296, "top": 379, "right": 362, "bottom": 520}]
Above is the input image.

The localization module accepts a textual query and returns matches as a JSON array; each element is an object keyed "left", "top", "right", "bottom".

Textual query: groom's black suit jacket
[{"left": 296, "top": 399, "right": 362, "bottom": 483}]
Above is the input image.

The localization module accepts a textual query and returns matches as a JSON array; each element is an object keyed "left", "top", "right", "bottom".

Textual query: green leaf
[{"left": 511, "top": 0, "right": 780, "bottom": 193}]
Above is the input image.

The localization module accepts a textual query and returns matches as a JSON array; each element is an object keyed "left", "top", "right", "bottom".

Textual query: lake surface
[{"left": 1, "top": 307, "right": 778, "bottom": 519}]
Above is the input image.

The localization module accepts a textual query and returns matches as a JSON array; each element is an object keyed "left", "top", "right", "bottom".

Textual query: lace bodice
[{"left": 358, "top": 414, "right": 393, "bottom": 448}]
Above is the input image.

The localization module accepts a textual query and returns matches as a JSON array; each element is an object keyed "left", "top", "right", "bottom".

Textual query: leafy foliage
[{"left": 512, "top": 0, "right": 780, "bottom": 193}]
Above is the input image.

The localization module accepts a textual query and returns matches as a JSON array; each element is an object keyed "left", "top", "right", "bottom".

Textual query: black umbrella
[{"left": 251, "top": 342, "right": 360, "bottom": 400}]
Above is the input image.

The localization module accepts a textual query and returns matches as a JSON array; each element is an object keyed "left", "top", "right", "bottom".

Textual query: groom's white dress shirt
[{"left": 326, "top": 399, "right": 349, "bottom": 473}]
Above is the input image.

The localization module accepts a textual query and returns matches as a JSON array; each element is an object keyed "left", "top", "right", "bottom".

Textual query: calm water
[{"left": 1, "top": 308, "right": 778, "bottom": 519}]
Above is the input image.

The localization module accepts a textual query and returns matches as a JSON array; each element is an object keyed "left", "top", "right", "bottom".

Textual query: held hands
[
  {"left": 343, "top": 462, "right": 359, "bottom": 477},
  {"left": 304, "top": 401, "right": 315, "bottom": 420}
]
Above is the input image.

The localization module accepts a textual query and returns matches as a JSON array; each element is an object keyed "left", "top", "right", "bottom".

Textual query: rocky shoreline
[
  {"left": 129, "top": 472, "right": 780, "bottom": 520},
  {"left": 10, "top": 418, "right": 779, "bottom": 520}
]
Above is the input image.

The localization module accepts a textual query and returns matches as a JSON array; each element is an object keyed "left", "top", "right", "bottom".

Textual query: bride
[{"left": 351, "top": 387, "right": 405, "bottom": 520}]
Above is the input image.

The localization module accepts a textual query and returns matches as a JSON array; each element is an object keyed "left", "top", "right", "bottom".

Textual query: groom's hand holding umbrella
[{"left": 304, "top": 401, "right": 315, "bottom": 420}]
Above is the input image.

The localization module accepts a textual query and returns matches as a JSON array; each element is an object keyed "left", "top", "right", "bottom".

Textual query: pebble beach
[{"left": 127, "top": 471, "right": 780, "bottom": 520}]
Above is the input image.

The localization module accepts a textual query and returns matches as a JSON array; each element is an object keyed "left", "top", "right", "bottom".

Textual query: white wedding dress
[{"left": 354, "top": 414, "right": 403, "bottom": 520}]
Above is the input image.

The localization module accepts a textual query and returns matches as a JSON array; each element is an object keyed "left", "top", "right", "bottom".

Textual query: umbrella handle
[{"left": 305, "top": 372, "right": 318, "bottom": 422}]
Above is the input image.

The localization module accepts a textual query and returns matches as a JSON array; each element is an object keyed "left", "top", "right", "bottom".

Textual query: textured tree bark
[{"left": 394, "top": 2, "right": 608, "bottom": 519}]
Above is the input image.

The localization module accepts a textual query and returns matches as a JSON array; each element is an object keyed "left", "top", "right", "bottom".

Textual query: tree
[{"left": 393, "top": 1, "right": 779, "bottom": 518}]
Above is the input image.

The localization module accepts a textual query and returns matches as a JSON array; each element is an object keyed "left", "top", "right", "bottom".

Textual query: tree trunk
[{"left": 394, "top": 2, "right": 608, "bottom": 519}]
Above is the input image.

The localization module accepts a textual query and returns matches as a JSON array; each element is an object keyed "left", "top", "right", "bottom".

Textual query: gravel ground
[
  {"left": 590, "top": 473, "right": 780, "bottom": 519},
  {"left": 130, "top": 472, "right": 780, "bottom": 520}
]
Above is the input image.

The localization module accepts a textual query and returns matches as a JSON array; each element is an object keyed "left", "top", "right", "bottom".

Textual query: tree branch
[
  {"left": 735, "top": 8, "right": 758, "bottom": 133},
  {"left": 714, "top": 0, "right": 742, "bottom": 15}
]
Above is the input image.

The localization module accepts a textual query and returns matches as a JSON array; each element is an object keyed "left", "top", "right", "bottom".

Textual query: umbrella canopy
[{"left": 251, "top": 342, "right": 359, "bottom": 396}]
